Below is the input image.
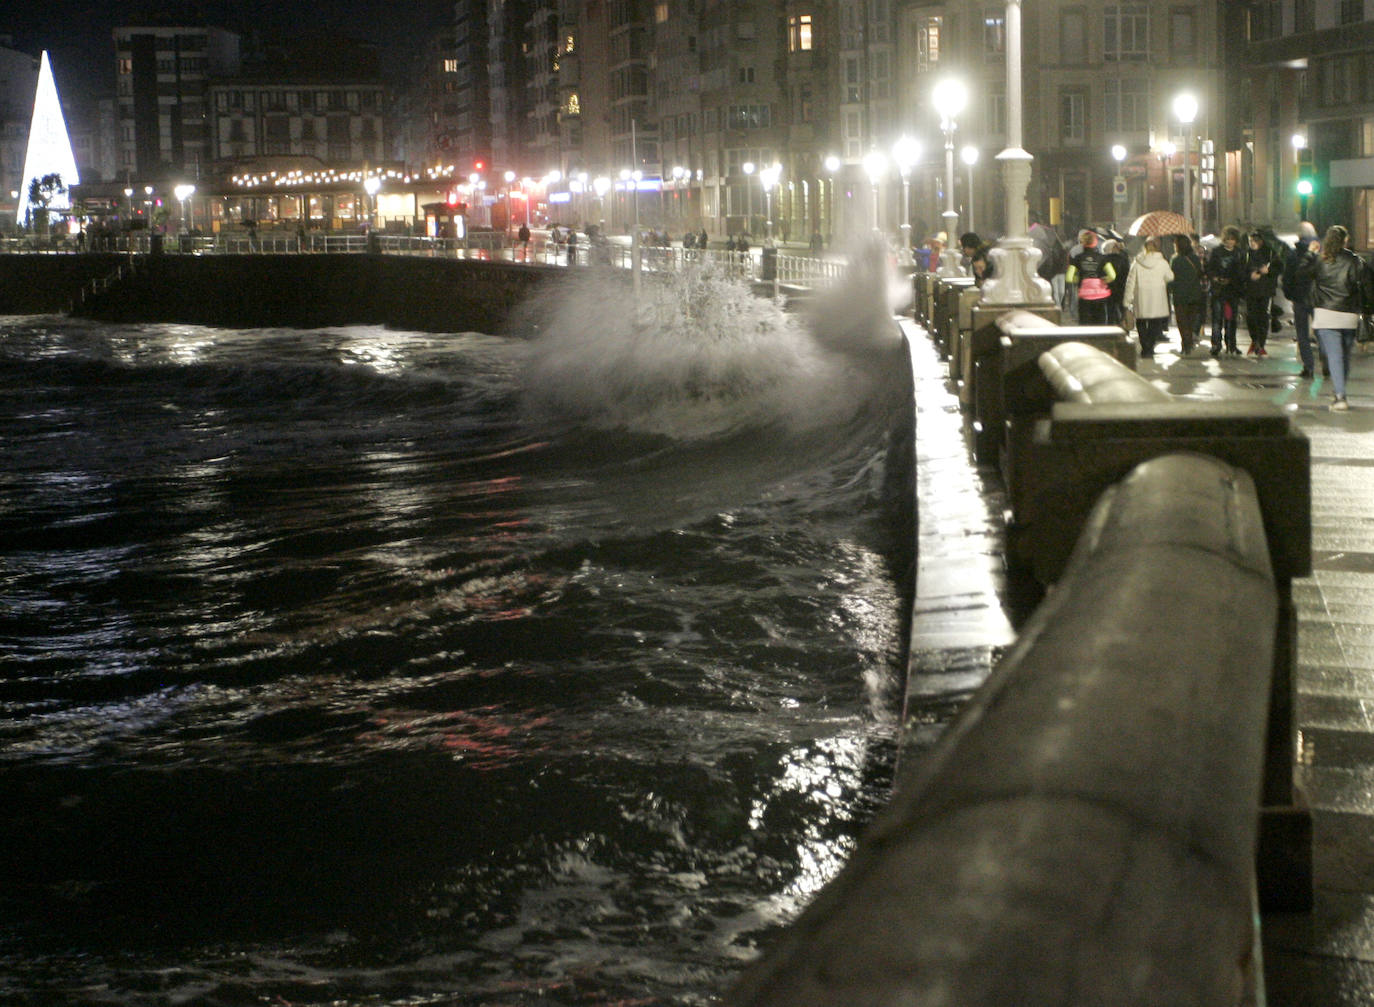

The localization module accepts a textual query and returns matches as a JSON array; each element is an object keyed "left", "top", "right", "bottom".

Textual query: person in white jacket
[{"left": 1122, "top": 236, "right": 1175, "bottom": 357}]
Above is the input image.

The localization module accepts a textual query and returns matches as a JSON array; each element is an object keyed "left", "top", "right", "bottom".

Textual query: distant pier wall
[{"left": 0, "top": 253, "right": 574, "bottom": 332}]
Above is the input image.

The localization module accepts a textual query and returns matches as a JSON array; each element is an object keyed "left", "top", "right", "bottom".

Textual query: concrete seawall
[{"left": 0, "top": 253, "right": 573, "bottom": 332}]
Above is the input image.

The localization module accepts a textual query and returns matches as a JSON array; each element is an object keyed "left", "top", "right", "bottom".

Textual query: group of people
[{"left": 1060, "top": 221, "right": 1373, "bottom": 410}]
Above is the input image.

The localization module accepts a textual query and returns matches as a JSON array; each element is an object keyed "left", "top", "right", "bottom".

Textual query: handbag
[{"left": 1359, "top": 314, "right": 1374, "bottom": 344}]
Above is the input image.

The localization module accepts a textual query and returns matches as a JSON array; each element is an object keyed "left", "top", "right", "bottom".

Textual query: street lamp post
[
  {"left": 893, "top": 136, "right": 920, "bottom": 257},
  {"left": 593, "top": 175, "right": 610, "bottom": 233},
  {"left": 961, "top": 145, "right": 979, "bottom": 235},
  {"left": 363, "top": 176, "right": 380, "bottom": 234},
  {"left": 760, "top": 161, "right": 781, "bottom": 240},
  {"left": 1111, "top": 143, "right": 1128, "bottom": 231},
  {"left": 1173, "top": 93, "right": 1198, "bottom": 230},
  {"left": 824, "top": 154, "right": 840, "bottom": 243},
  {"left": 1159, "top": 142, "right": 1177, "bottom": 212},
  {"left": 1292, "top": 133, "right": 1308, "bottom": 223},
  {"left": 742, "top": 161, "right": 755, "bottom": 235},
  {"left": 932, "top": 77, "right": 968, "bottom": 276},
  {"left": 981, "top": 0, "right": 1055, "bottom": 305},
  {"left": 173, "top": 183, "right": 196, "bottom": 236},
  {"left": 862, "top": 150, "right": 886, "bottom": 236}
]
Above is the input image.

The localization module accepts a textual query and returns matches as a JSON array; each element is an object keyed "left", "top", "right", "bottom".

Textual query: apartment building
[
  {"left": 0, "top": 42, "right": 39, "bottom": 228},
  {"left": 113, "top": 24, "right": 241, "bottom": 179},
  {"left": 1244, "top": 0, "right": 1374, "bottom": 244}
]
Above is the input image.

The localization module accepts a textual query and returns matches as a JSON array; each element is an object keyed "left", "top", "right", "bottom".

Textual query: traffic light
[{"left": 1296, "top": 145, "right": 1315, "bottom": 197}]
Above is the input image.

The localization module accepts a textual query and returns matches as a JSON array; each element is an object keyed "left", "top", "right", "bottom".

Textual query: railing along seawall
[{"left": 728, "top": 449, "right": 1278, "bottom": 1007}]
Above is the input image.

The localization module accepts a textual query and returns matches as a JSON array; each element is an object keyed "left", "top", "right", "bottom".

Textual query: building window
[
  {"left": 737, "top": 66, "right": 755, "bottom": 84},
  {"left": 1170, "top": 9, "right": 1195, "bottom": 55},
  {"left": 1060, "top": 10, "right": 1086, "bottom": 63},
  {"left": 1105, "top": 78, "right": 1151, "bottom": 133},
  {"left": 844, "top": 57, "right": 862, "bottom": 103},
  {"left": 1104, "top": 4, "right": 1149, "bottom": 61},
  {"left": 869, "top": 0, "right": 890, "bottom": 42},
  {"left": 843, "top": 110, "right": 862, "bottom": 158},
  {"left": 444, "top": 58, "right": 458, "bottom": 72},
  {"left": 917, "top": 17, "right": 941, "bottom": 72},
  {"left": 726, "top": 104, "right": 770, "bottom": 128},
  {"left": 984, "top": 9, "right": 1005, "bottom": 61},
  {"left": 656, "top": 1, "right": 668, "bottom": 23},
  {"left": 1295, "top": 0, "right": 1314, "bottom": 32},
  {"left": 788, "top": 13, "right": 813, "bottom": 52},
  {"left": 872, "top": 50, "right": 891, "bottom": 99},
  {"left": 1061, "top": 89, "right": 1086, "bottom": 144},
  {"left": 1342, "top": 0, "right": 1363, "bottom": 26}
]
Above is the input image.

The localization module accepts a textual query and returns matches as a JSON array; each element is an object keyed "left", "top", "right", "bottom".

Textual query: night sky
[{"left": 5, "top": 0, "right": 453, "bottom": 100}]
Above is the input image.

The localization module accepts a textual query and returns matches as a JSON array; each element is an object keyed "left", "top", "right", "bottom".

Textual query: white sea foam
[{"left": 519, "top": 238, "right": 906, "bottom": 440}]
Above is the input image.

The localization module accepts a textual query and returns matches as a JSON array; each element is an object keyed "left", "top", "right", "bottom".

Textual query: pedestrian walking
[
  {"left": 1122, "top": 237, "right": 1174, "bottom": 357},
  {"left": 1243, "top": 229, "right": 1283, "bottom": 356},
  {"left": 1284, "top": 220, "right": 1319, "bottom": 378},
  {"left": 1206, "top": 225, "right": 1246, "bottom": 356},
  {"left": 1102, "top": 239, "right": 1130, "bottom": 326},
  {"left": 1169, "top": 234, "right": 1207, "bottom": 355},
  {"left": 1067, "top": 230, "right": 1116, "bottom": 325},
  {"left": 1297, "top": 223, "right": 1374, "bottom": 410},
  {"left": 1030, "top": 216, "right": 1068, "bottom": 308}
]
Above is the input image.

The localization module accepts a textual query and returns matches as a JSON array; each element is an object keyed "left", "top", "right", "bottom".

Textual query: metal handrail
[{"left": 0, "top": 231, "right": 850, "bottom": 286}]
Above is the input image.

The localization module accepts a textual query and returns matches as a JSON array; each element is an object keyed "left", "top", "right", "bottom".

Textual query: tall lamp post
[
  {"left": 1173, "top": 92, "right": 1198, "bottom": 230},
  {"left": 760, "top": 161, "right": 781, "bottom": 240},
  {"left": 174, "top": 183, "right": 196, "bottom": 238},
  {"left": 742, "top": 161, "right": 756, "bottom": 234},
  {"left": 824, "top": 154, "right": 840, "bottom": 242},
  {"left": 893, "top": 136, "right": 920, "bottom": 256},
  {"left": 862, "top": 150, "right": 886, "bottom": 235},
  {"left": 1159, "top": 142, "right": 1177, "bottom": 212},
  {"left": 932, "top": 77, "right": 968, "bottom": 276},
  {"left": 981, "top": 0, "right": 1054, "bottom": 305},
  {"left": 1293, "top": 133, "right": 1310, "bottom": 222},
  {"left": 362, "top": 176, "right": 380, "bottom": 233},
  {"left": 1111, "top": 143, "right": 1128, "bottom": 233},
  {"left": 961, "top": 145, "right": 979, "bottom": 235}
]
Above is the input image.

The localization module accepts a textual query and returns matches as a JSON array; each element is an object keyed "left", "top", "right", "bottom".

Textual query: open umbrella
[{"left": 1128, "top": 210, "right": 1192, "bottom": 237}]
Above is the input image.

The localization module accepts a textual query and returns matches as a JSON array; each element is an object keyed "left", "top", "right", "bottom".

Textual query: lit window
[
  {"left": 789, "top": 14, "right": 813, "bottom": 52},
  {"left": 444, "top": 59, "right": 458, "bottom": 72}
]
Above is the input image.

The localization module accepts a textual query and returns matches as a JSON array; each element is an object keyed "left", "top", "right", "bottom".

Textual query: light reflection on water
[{"left": 0, "top": 268, "right": 910, "bottom": 1004}]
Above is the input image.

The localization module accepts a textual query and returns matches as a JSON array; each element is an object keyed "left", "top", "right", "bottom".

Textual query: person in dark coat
[
  {"left": 1206, "top": 226, "right": 1246, "bottom": 356},
  {"left": 1284, "top": 220, "right": 1320, "bottom": 377},
  {"left": 1102, "top": 240, "right": 1131, "bottom": 325},
  {"left": 1242, "top": 230, "right": 1283, "bottom": 356},
  {"left": 1297, "top": 223, "right": 1374, "bottom": 409},
  {"left": 1168, "top": 234, "right": 1207, "bottom": 355}
]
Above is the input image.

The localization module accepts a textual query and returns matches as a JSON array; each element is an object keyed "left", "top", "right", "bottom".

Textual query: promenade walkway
[{"left": 901, "top": 314, "right": 1374, "bottom": 1005}]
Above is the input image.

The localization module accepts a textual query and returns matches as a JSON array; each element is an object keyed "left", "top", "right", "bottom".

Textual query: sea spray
[{"left": 516, "top": 237, "right": 907, "bottom": 441}]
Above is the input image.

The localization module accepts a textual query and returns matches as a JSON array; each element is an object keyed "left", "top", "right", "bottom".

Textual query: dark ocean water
[{"left": 0, "top": 263, "right": 914, "bottom": 1005}]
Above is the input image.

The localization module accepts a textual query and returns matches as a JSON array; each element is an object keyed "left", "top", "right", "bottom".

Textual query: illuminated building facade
[
  {"left": 113, "top": 24, "right": 241, "bottom": 178},
  {"left": 0, "top": 40, "right": 39, "bottom": 229}
]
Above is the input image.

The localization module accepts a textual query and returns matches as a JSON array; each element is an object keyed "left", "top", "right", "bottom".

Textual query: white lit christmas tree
[{"left": 15, "top": 51, "right": 80, "bottom": 228}]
